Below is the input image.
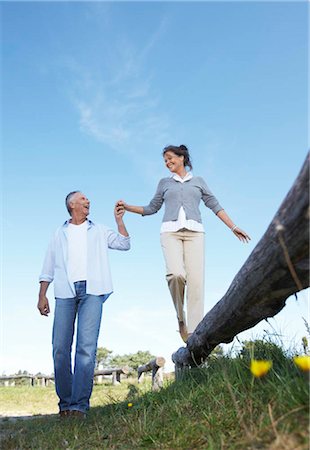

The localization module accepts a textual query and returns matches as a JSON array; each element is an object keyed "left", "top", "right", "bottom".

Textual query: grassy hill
[{"left": 0, "top": 351, "right": 309, "bottom": 449}]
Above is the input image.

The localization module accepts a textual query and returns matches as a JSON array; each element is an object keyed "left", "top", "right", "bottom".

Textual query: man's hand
[
  {"left": 37, "top": 295, "right": 50, "bottom": 316},
  {"left": 114, "top": 201, "right": 129, "bottom": 237},
  {"left": 114, "top": 203, "right": 125, "bottom": 222}
]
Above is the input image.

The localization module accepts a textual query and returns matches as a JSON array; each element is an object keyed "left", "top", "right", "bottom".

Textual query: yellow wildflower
[
  {"left": 250, "top": 359, "right": 272, "bottom": 378},
  {"left": 127, "top": 402, "right": 133, "bottom": 408},
  {"left": 293, "top": 355, "right": 310, "bottom": 372}
]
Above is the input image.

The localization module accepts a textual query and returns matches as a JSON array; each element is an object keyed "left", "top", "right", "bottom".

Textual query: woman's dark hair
[{"left": 162, "top": 145, "right": 193, "bottom": 170}]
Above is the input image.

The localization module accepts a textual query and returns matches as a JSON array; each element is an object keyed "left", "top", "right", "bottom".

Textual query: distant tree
[
  {"left": 14, "top": 369, "right": 30, "bottom": 386},
  {"left": 96, "top": 347, "right": 113, "bottom": 369},
  {"left": 109, "top": 350, "right": 156, "bottom": 371},
  {"left": 16, "top": 369, "right": 29, "bottom": 376}
]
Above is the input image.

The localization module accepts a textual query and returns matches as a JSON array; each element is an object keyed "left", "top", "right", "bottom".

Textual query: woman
[{"left": 118, "top": 145, "right": 250, "bottom": 342}]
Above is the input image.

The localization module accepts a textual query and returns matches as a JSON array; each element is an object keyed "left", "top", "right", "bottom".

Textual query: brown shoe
[
  {"left": 59, "top": 410, "right": 70, "bottom": 418},
  {"left": 178, "top": 321, "right": 188, "bottom": 343},
  {"left": 70, "top": 410, "right": 87, "bottom": 419}
]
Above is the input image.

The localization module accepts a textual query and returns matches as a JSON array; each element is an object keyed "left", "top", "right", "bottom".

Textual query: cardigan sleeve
[
  {"left": 199, "top": 177, "right": 224, "bottom": 214},
  {"left": 142, "top": 179, "right": 165, "bottom": 216}
]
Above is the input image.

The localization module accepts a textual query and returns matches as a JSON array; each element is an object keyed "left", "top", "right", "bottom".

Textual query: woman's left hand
[{"left": 233, "top": 227, "right": 251, "bottom": 243}]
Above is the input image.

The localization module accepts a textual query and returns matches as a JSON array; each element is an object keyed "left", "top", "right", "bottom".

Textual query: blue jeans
[{"left": 52, "top": 281, "right": 105, "bottom": 413}]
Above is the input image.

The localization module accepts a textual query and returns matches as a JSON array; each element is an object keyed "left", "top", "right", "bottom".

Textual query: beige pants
[{"left": 160, "top": 230, "right": 205, "bottom": 334}]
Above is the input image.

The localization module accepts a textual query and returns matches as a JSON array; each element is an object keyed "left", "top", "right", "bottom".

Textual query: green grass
[
  {"left": 0, "top": 380, "right": 132, "bottom": 417},
  {"left": 0, "top": 356, "right": 309, "bottom": 449}
]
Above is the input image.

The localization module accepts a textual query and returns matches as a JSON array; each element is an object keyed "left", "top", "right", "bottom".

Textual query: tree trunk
[
  {"left": 172, "top": 154, "right": 309, "bottom": 368},
  {"left": 138, "top": 357, "right": 166, "bottom": 391}
]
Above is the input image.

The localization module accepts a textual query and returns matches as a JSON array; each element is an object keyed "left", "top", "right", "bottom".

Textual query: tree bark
[
  {"left": 94, "top": 367, "right": 129, "bottom": 384},
  {"left": 172, "top": 154, "right": 309, "bottom": 368},
  {"left": 138, "top": 357, "right": 166, "bottom": 391},
  {"left": 94, "top": 367, "right": 129, "bottom": 376}
]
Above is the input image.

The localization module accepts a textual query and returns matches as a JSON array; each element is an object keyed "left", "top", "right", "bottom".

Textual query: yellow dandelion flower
[
  {"left": 127, "top": 402, "right": 133, "bottom": 408},
  {"left": 293, "top": 355, "right": 310, "bottom": 372},
  {"left": 250, "top": 359, "right": 272, "bottom": 378}
]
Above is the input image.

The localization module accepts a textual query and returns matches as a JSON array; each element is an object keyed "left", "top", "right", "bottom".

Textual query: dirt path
[{"left": 0, "top": 413, "right": 56, "bottom": 424}]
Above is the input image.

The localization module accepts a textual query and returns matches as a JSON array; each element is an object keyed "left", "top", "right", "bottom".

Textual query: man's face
[{"left": 70, "top": 192, "right": 90, "bottom": 217}]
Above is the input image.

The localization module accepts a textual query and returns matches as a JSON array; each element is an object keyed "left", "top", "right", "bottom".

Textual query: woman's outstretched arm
[
  {"left": 116, "top": 200, "right": 144, "bottom": 215},
  {"left": 117, "top": 180, "right": 164, "bottom": 217}
]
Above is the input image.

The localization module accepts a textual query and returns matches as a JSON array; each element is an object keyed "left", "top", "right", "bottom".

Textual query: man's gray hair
[{"left": 65, "top": 191, "right": 80, "bottom": 215}]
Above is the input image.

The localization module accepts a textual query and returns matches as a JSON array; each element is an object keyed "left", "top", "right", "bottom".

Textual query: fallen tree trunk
[
  {"left": 94, "top": 367, "right": 129, "bottom": 377},
  {"left": 138, "top": 357, "right": 166, "bottom": 391},
  {"left": 94, "top": 367, "right": 129, "bottom": 384},
  {"left": 172, "top": 154, "right": 309, "bottom": 368}
]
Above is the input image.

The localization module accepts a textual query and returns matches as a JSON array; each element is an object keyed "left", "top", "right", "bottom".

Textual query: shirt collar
[
  {"left": 172, "top": 171, "right": 193, "bottom": 183},
  {"left": 63, "top": 218, "right": 94, "bottom": 229}
]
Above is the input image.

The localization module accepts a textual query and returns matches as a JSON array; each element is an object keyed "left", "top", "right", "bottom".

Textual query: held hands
[
  {"left": 114, "top": 200, "right": 126, "bottom": 222},
  {"left": 114, "top": 201, "right": 129, "bottom": 237},
  {"left": 116, "top": 200, "right": 129, "bottom": 211},
  {"left": 115, "top": 200, "right": 143, "bottom": 216},
  {"left": 37, "top": 295, "right": 50, "bottom": 316}
]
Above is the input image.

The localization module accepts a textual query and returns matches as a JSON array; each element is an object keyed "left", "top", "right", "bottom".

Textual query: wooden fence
[
  {"left": 0, "top": 367, "right": 130, "bottom": 387},
  {"left": 0, "top": 374, "right": 54, "bottom": 387},
  {"left": 172, "top": 153, "right": 309, "bottom": 371}
]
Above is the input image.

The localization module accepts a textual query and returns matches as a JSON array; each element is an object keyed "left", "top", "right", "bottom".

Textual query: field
[{"left": 1, "top": 349, "right": 309, "bottom": 450}]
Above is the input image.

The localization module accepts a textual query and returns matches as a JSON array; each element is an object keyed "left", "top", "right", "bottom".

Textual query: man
[{"left": 37, "top": 191, "right": 130, "bottom": 418}]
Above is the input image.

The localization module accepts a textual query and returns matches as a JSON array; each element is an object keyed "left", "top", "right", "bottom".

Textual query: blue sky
[{"left": 1, "top": 1, "right": 308, "bottom": 374}]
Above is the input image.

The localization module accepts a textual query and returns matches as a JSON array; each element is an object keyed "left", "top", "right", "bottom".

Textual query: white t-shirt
[{"left": 67, "top": 221, "right": 88, "bottom": 283}]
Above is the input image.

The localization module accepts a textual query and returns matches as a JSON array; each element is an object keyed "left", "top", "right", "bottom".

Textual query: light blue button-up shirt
[{"left": 39, "top": 219, "right": 130, "bottom": 298}]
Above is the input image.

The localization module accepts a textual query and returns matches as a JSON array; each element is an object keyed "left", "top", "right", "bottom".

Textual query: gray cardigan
[{"left": 142, "top": 176, "right": 223, "bottom": 223}]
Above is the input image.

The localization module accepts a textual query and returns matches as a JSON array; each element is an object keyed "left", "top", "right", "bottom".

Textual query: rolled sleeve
[
  {"left": 142, "top": 179, "right": 164, "bottom": 216},
  {"left": 107, "top": 229, "right": 131, "bottom": 250},
  {"left": 39, "top": 236, "right": 56, "bottom": 283}
]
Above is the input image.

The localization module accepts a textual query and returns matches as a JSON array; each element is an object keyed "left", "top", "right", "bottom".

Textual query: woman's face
[{"left": 164, "top": 151, "right": 184, "bottom": 174}]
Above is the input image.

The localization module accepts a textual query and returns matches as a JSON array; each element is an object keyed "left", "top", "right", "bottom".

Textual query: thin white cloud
[{"left": 63, "top": 15, "right": 171, "bottom": 167}]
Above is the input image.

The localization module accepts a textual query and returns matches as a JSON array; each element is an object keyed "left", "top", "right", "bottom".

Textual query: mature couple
[{"left": 38, "top": 144, "right": 250, "bottom": 418}]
